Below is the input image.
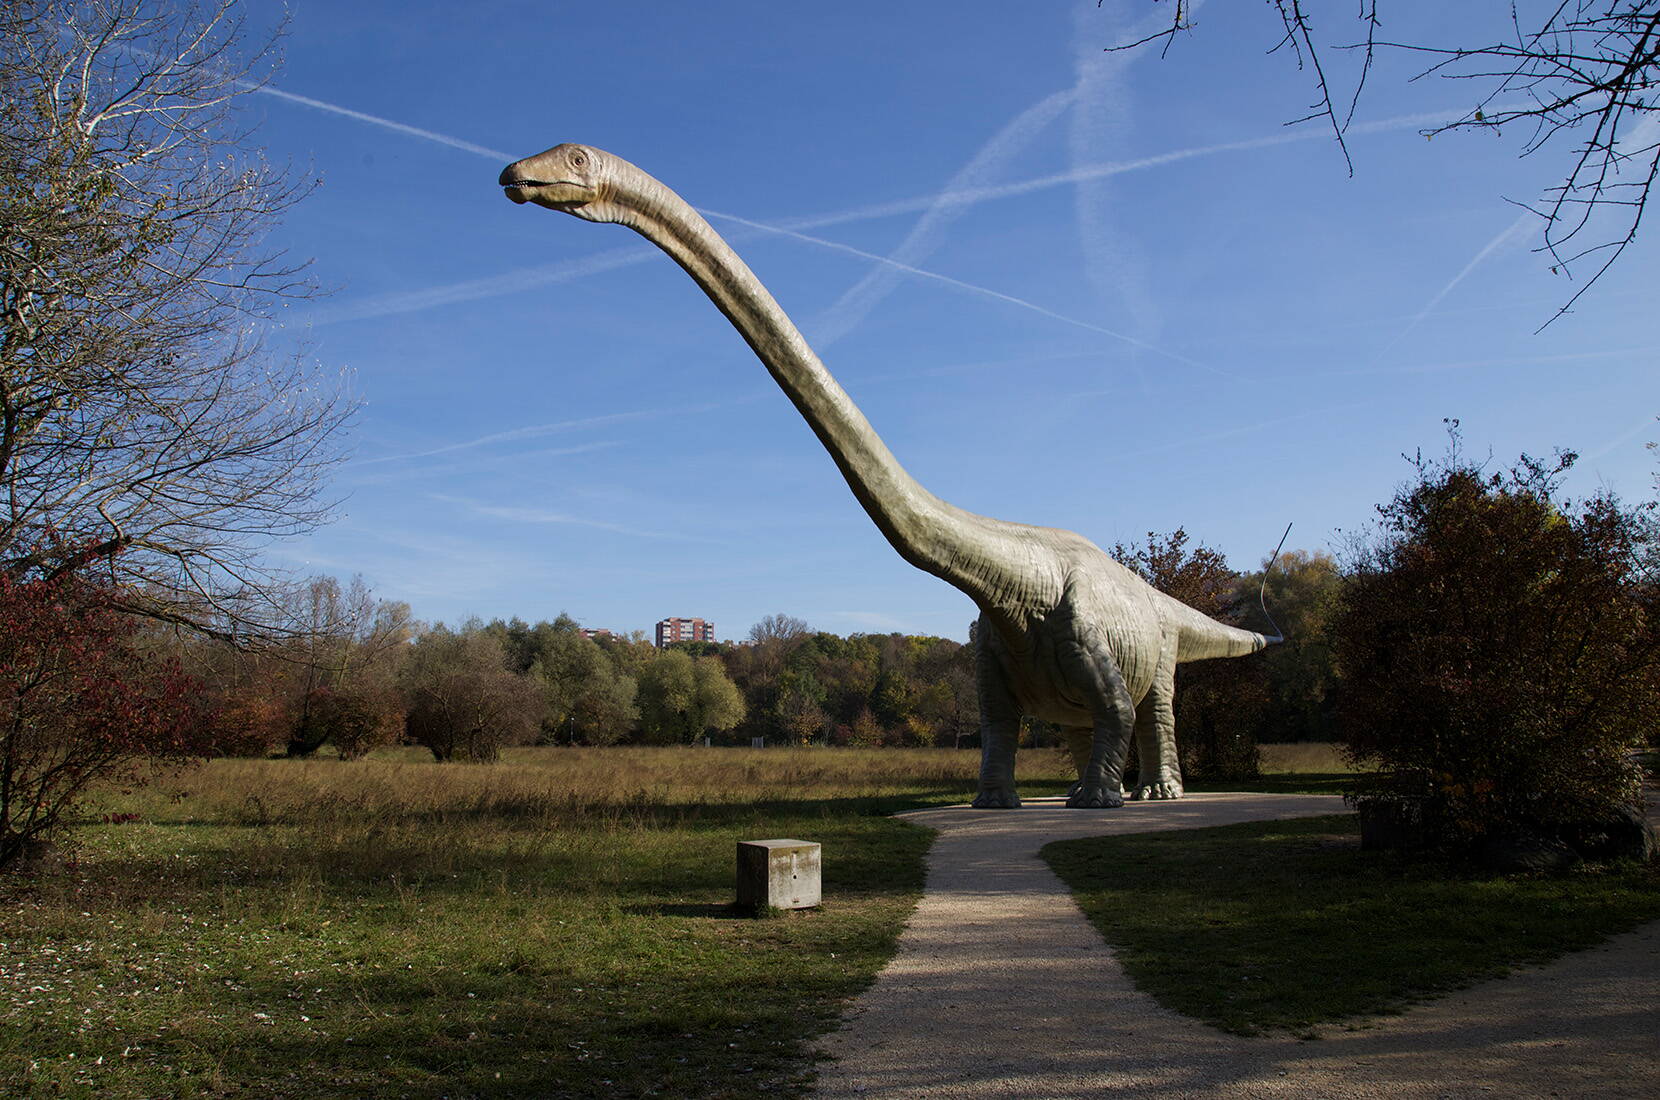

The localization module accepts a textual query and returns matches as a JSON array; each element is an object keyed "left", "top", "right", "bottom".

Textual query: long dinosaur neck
[{"left": 603, "top": 163, "right": 1024, "bottom": 608}]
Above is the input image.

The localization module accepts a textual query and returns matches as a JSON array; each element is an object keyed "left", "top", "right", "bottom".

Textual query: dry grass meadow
[{"left": 3, "top": 745, "right": 1080, "bottom": 1099}]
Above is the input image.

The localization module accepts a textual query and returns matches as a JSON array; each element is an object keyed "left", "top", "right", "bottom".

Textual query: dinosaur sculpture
[{"left": 499, "top": 144, "right": 1280, "bottom": 807}]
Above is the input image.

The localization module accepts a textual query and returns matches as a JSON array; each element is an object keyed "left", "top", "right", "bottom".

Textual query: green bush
[{"left": 1333, "top": 427, "right": 1659, "bottom": 850}]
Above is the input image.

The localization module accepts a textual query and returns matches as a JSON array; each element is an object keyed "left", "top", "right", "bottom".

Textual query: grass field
[
  {"left": 1257, "top": 741, "right": 1353, "bottom": 775},
  {"left": 1045, "top": 814, "right": 1660, "bottom": 1036},
  {"left": 0, "top": 746, "right": 1072, "bottom": 1099},
  {"left": 15, "top": 740, "right": 1629, "bottom": 1094}
]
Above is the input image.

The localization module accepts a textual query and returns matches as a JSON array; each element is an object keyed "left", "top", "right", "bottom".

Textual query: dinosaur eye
[{"left": 570, "top": 150, "right": 588, "bottom": 168}]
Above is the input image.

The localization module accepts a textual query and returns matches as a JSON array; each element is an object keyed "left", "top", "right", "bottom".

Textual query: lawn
[
  {"left": 15, "top": 741, "right": 1644, "bottom": 1092},
  {"left": 1044, "top": 813, "right": 1660, "bottom": 1036},
  {"left": 0, "top": 746, "right": 1074, "bottom": 1099}
]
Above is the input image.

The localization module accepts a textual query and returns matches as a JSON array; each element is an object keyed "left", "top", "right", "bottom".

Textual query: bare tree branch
[
  {"left": 0, "top": 0, "right": 357, "bottom": 639},
  {"left": 1117, "top": 1, "right": 1660, "bottom": 323}
]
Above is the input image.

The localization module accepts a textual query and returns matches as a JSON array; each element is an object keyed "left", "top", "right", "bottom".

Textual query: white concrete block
[{"left": 736, "top": 838, "right": 821, "bottom": 911}]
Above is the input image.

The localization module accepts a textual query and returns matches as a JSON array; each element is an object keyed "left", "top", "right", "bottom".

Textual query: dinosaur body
[{"left": 500, "top": 144, "right": 1277, "bottom": 807}]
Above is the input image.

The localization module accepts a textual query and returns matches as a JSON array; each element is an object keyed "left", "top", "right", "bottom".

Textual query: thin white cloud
[
  {"left": 345, "top": 441, "right": 622, "bottom": 486},
  {"left": 1582, "top": 413, "right": 1658, "bottom": 462},
  {"left": 430, "top": 493, "right": 717, "bottom": 543},
  {"left": 300, "top": 243, "right": 658, "bottom": 327},
  {"left": 1107, "top": 399, "right": 1377, "bottom": 460},
  {"left": 357, "top": 395, "right": 765, "bottom": 469}
]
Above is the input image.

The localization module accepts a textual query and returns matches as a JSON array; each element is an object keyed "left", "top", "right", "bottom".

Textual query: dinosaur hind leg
[
  {"left": 1059, "top": 640, "right": 1135, "bottom": 809},
  {"left": 1062, "top": 726, "right": 1092, "bottom": 798},
  {"left": 1129, "top": 638, "right": 1183, "bottom": 801}
]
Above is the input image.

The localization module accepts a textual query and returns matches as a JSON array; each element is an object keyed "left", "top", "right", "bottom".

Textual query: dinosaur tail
[
  {"left": 1175, "top": 605, "right": 1278, "bottom": 661},
  {"left": 1174, "top": 523, "right": 1292, "bottom": 662}
]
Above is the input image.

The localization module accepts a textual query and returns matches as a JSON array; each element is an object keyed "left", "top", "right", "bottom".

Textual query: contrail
[
  {"left": 768, "top": 107, "right": 1467, "bottom": 236},
  {"left": 358, "top": 408, "right": 666, "bottom": 465},
  {"left": 255, "top": 85, "right": 514, "bottom": 161},
  {"left": 1367, "top": 114, "right": 1660, "bottom": 362},
  {"left": 704, "top": 209, "right": 1225, "bottom": 374},
  {"left": 810, "top": 86, "right": 1078, "bottom": 347},
  {"left": 1363, "top": 209, "right": 1535, "bottom": 366},
  {"left": 1261, "top": 344, "right": 1659, "bottom": 381},
  {"left": 264, "top": 79, "right": 1465, "bottom": 351},
  {"left": 1070, "top": 0, "right": 1166, "bottom": 393},
  {"left": 346, "top": 441, "right": 623, "bottom": 486},
  {"left": 357, "top": 396, "right": 761, "bottom": 466},
  {"left": 430, "top": 494, "right": 715, "bottom": 542},
  {"left": 1113, "top": 399, "right": 1377, "bottom": 460}
]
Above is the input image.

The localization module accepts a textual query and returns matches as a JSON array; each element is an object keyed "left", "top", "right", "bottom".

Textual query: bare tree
[
  {"left": 0, "top": 0, "right": 354, "bottom": 636},
  {"left": 1115, "top": 1, "right": 1660, "bottom": 325},
  {"left": 747, "top": 613, "right": 810, "bottom": 646},
  {"left": 284, "top": 575, "right": 413, "bottom": 756}
]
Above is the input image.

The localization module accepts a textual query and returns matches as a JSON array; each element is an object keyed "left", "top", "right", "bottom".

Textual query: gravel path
[{"left": 812, "top": 792, "right": 1660, "bottom": 1099}]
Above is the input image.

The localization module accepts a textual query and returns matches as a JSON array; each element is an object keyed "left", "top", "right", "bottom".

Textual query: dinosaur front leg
[
  {"left": 971, "top": 627, "right": 1022, "bottom": 809},
  {"left": 1129, "top": 638, "right": 1184, "bottom": 800}
]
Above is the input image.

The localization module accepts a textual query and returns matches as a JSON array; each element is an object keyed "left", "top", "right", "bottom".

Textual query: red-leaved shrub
[{"left": 0, "top": 573, "right": 211, "bottom": 871}]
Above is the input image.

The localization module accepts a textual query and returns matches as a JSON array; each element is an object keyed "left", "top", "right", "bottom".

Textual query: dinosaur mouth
[{"left": 500, "top": 167, "right": 595, "bottom": 208}]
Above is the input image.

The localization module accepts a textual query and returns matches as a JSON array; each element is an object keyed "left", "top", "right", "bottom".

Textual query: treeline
[
  {"left": 155, "top": 536, "right": 1347, "bottom": 775},
  {"left": 171, "top": 600, "right": 981, "bottom": 763},
  {"left": 6, "top": 429, "right": 1656, "bottom": 873}
]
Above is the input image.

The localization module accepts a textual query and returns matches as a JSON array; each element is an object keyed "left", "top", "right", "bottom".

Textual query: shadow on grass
[
  {"left": 622, "top": 901, "right": 753, "bottom": 919},
  {"left": 1045, "top": 814, "right": 1660, "bottom": 1035},
  {"left": 1182, "top": 773, "right": 1360, "bottom": 796}
]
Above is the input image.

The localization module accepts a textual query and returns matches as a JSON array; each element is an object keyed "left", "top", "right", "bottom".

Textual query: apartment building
[{"left": 655, "top": 617, "right": 715, "bottom": 647}]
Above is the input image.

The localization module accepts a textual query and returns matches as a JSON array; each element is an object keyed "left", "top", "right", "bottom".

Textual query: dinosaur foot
[
  {"left": 1128, "top": 781, "right": 1184, "bottom": 801},
  {"left": 1066, "top": 784, "right": 1124, "bottom": 809},
  {"left": 971, "top": 788, "right": 1022, "bottom": 809}
]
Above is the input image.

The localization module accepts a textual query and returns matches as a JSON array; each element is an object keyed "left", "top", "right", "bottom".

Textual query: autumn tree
[
  {"left": 913, "top": 665, "right": 978, "bottom": 748},
  {"left": 771, "top": 668, "right": 830, "bottom": 746},
  {"left": 0, "top": 0, "right": 353, "bottom": 635},
  {"left": 1234, "top": 549, "right": 1343, "bottom": 743},
  {"left": 1114, "top": 529, "right": 1268, "bottom": 779},
  {"left": 400, "top": 626, "right": 543, "bottom": 763},
  {"left": 1333, "top": 429, "right": 1660, "bottom": 852},
  {"left": 0, "top": 572, "right": 210, "bottom": 871}
]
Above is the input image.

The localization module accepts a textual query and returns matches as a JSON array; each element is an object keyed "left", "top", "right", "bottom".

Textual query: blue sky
[{"left": 253, "top": 0, "right": 1657, "bottom": 641}]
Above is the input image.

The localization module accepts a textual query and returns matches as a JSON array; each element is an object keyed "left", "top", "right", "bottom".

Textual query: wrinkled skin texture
[{"left": 502, "top": 145, "right": 1277, "bottom": 807}]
